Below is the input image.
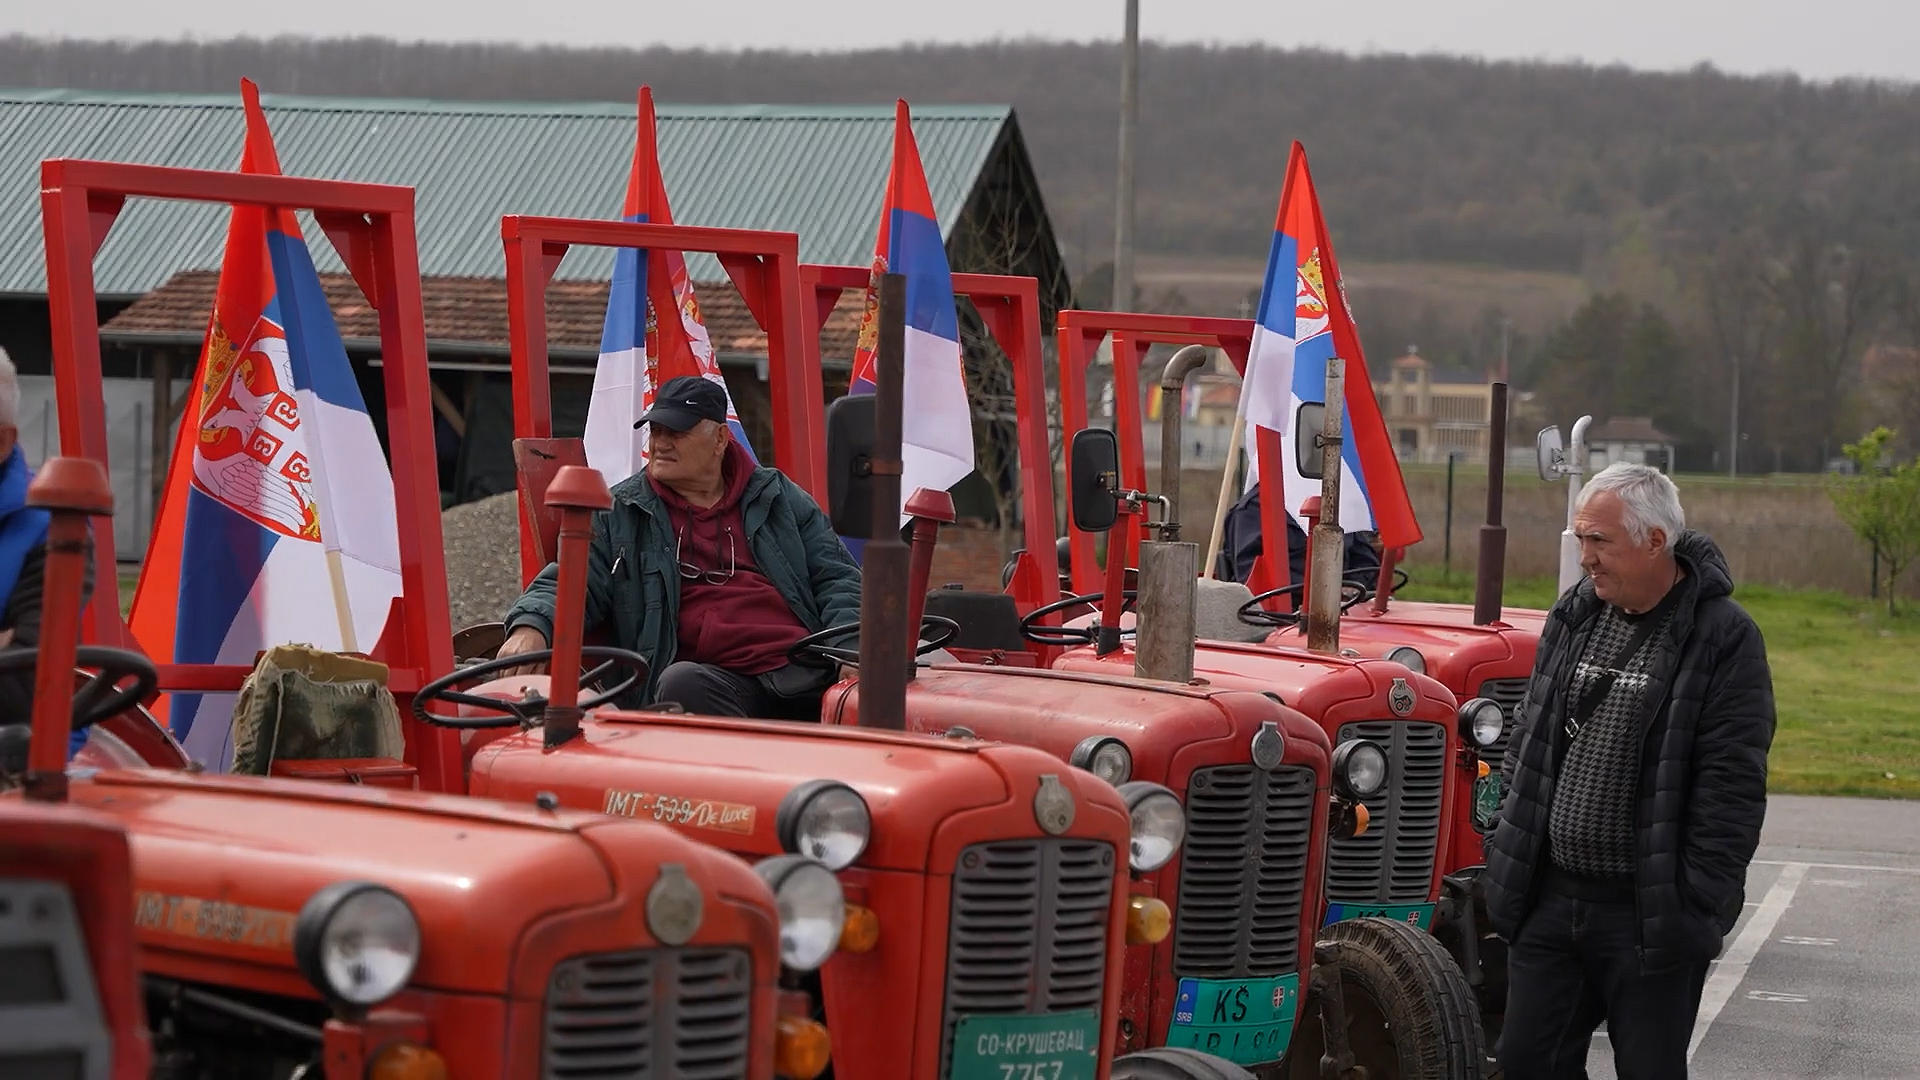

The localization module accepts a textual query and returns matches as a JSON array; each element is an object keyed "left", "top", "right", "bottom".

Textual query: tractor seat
[
  {"left": 229, "top": 644, "right": 415, "bottom": 788},
  {"left": 1195, "top": 578, "right": 1273, "bottom": 644},
  {"left": 923, "top": 585, "right": 1027, "bottom": 653}
]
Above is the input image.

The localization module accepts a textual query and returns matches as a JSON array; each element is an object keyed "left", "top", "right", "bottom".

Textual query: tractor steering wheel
[
  {"left": 1356, "top": 567, "right": 1413, "bottom": 603},
  {"left": 1018, "top": 591, "right": 1139, "bottom": 647},
  {"left": 1236, "top": 580, "right": 1371, "bottom": 628},
  {"left": 0, "top": 646, "right": 157, "bottom": 732},
  {"left": 411, "top": 647, "right": 649, "bottom": 730},
  {"left": 786, "top": 616, "right": 962, "bottom": 670}
]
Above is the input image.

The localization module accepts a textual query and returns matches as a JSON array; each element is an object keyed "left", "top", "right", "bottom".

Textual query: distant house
[
  {"left": 1372, "top": 347, "right": 1499, "bottom": 464},
  {"left": 1587, "top": 416, "right": 1677, "bottom": 473}
]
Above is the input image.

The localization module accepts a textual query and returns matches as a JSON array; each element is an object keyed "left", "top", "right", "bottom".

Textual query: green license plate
[
  {"left": 950, "top": 1008, "right": 1101, "bottom": 1080},
  {"left": 1473, "top": 773, "right": 1503, "bottom": 830},
  {"left": 1323, "top": 902, "right": 1435, "bottom": 930},
  {"left": 1163, "top": 973, "right": 1300, "bottom": 1065}
]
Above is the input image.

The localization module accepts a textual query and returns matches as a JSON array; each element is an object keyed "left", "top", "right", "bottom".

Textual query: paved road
[{"left": 1582, "top": 795, "right": 1920, "bottom": 1080}]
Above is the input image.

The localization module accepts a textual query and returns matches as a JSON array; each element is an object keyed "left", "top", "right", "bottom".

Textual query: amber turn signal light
[
  {"left": 369, "top": 1043, "right": 448, "bottom": 1080},
  {"left": 1477, "top": 760, "right": 1491, "bottom": 779},
  {"left": 840, "top": 903, "right": 880, "bottom": 954},
  {"left": 1353, "top": 802, "right": 1371, "bottom": 837},
  {"left": 1126, "top": 896, "right": 1172, "bottom": 945},
  {"left": 775, "top": 1014, "right": 833, "bottom": 1080}
]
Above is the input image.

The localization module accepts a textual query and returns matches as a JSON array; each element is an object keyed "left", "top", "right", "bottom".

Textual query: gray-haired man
[{"left": 1484, "top": 463, "right": 1775, "bottom": 1079}]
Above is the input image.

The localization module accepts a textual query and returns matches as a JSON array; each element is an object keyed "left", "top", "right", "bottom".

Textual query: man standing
[
  {"left": 1485, "top": 463, "right": 1774, "bottom": 1079},
  {"left": 498, "top": 376, "right": 861, "bottom": 718}
]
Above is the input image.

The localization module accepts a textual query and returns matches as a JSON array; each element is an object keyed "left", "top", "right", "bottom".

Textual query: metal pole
[
  {"left": 1729, "top": 355, "right": 1740, "bottom": 478},
  {"left": 1473, "top": 383, "right": 1509, "bottom": 626},
  {"left": 1306, "top": 358, "right": 1346, "bottom": 653},
  {"left": 1111, "top": 0, "right": 1139, "bottom": 313},
  {"left": 1443, "top": 452, "right": 1456, "bottom": 580},
  {"left": 859, "top": 273, "right": 912, "bottom": 730}
]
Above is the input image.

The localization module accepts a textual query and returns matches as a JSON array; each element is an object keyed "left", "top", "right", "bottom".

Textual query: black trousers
[
  {"left": 1498, "top": 877, "right": 1709, "bottom": 1080},
  {"left": 652, "top": 661, "right": 829, "bottom": 721}
]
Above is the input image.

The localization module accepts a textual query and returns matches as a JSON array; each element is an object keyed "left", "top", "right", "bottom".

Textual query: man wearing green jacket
[{"left": 498, "top": 376, "right": 862, "bottom": 718}]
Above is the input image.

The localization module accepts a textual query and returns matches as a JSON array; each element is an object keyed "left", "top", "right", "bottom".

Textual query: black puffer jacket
[{"left": 1484, "top": 531, "right": 1774, "bottom": 971}]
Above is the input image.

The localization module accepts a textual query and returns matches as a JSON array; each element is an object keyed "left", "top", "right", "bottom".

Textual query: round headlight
[
  {"left": 294, "top": 882, "right": 420, "bottom": 1009},
  {"left": 1386, "top": 646, "right": 1426, "bottom": 675},
  {"left": 777, "top": 781, "right": 871, "bottom": 871},
  {"left": 1460, "top": 697, "right": 1506, "bottom": 749},
  {"left": 753, "top": 855, "right": 847, "bottom": 972},
  {"left": 1331, "top": 739, "right": 1390, "bottom": 800},
  {"left": 1117, "top": 781, "right": 1186, "bottom": 873},
  {"left": 1071, "top": 735, "right": 1133, "bottom": 786}
]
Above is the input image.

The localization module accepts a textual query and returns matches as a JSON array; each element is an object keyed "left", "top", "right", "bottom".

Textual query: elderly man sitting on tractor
[
  {"left": 497, "top": 375, "right": 862, "bottom": 719},
  {"left": 0, "top": 350, "right": 94, "bottom": 741}
]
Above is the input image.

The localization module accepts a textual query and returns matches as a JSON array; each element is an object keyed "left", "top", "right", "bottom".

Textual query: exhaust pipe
[
  {"left": 1134, "top": 345, "right": 1209, "bottom": 684},
  {"left": 1306, "top": 358, "right": 1347, "bottom": 653},
  {"left": 1473, "top": 382, "right": 1509, "bottom": 626},
  {"left": 858, "top": 273, "right": 912, "bottom": 728}
]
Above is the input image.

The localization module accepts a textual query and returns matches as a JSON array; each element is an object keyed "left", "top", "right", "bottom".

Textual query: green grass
[
  {"left": 118, "top": 569, "right": 139, "bottom": 617},
  {"left": 1393, "top": 571, "right": 1920, "bottom": 798}
]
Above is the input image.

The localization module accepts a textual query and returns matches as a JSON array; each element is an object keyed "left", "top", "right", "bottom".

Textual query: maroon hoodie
[{"left": 651, "top": 441, "right": 809, "bottom": 674}]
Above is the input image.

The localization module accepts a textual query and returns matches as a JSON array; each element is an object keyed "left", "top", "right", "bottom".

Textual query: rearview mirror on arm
[
  {"left": 1295, "top": 402, "right": 1326, "bottom": 481},
  {"left": 1068, "top": 428, "right": 1121, "bottom": 534},
  {"left": 826, "top": 393, "right": 877, "bottom": 538},
  {"left": 1536, "top": 425, "right": 1565, "bottom": 482}
]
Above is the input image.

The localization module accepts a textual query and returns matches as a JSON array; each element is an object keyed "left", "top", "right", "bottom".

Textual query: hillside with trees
[{"left": 5, "top": 34, "right": 1920, "bottom": 470}]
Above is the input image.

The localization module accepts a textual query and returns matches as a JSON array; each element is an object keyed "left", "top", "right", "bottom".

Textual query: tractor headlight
[
  {"left": 1331, "top": 740, "right": 1390, "bottom": 801},
  {"left": 1459, "top": 697, "right": 1506, "bottom": 749},
  {"left": 1387, "top": 646, "right": 1426, "bottom": 675},
  {"left": 753, "top": 856, "right": 846, "bottom": 972},
  {"left": 294, "top": 882, "right": 420, "bottom": 1009},
  {"left": 777, "top": 781, "right": 871, "bottom": 871},
  {"left": 1070, "top": 735, "right": 1133, "bottom": 786},
  {"left": 1117, "top": 781, "right": 1186, "bottom": 873}
]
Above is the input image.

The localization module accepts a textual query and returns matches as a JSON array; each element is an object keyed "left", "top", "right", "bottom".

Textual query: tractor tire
[
  {"left": 1285, "top": 917, "right": 1487, "bottom": 1080},
  {"left": 1112, "top": 1046, "right": 1256, "bottom": 1080}
]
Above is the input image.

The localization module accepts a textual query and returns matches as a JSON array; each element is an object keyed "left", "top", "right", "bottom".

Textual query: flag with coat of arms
[
  {"left": 1238, "top": 141, "right": 1422, "bottom": 552},
  {"left": 582, "top": 86, "right": 754, "bottom": 490},
  {"left": 845, "top": 100, "right": 975, "bottom": 526},
  {"left": 128, "top": 79, "right": 404, "bottom": 768}
]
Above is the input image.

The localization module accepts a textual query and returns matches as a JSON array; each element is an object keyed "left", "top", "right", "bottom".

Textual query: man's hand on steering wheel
[
  {"left": 787, "top": 616, "right": 961, "bottom": 669},
  {"left": 494, "top": 625, "right": 552, "bottom": 677}
]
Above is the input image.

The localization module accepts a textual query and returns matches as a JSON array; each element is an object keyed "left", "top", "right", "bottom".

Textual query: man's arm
[
  {"left": 502, "top": 510, "right": 618, "bottom": 645},
  {"left": 1679, "top": 612, "right": 1776, "bottom": 922},
  {"left": 789, "top": 483, "right": 862, "bottom": 630}
]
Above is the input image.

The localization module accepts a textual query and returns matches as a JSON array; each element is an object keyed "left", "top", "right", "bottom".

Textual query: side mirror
[
  {"left": 1295, "top": 401, "right": 1327, "bottom": 480},
  {"left": 826, "top": 393, "right": 877, "bottom": 537},
  {"left": 1536, "top": 425, "right": 1565, "bottom": 482},
  {"left": 1068, "top": 428, "right": 1121, "bottom": 533}
]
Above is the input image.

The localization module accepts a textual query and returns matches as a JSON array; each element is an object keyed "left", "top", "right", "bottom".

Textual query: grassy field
[
  {"left": 114, "top": 566, "right": 1920, "bottom": 798},
  {"left": 1398, "top": 573, "right": 1920, "bottom": 798}
]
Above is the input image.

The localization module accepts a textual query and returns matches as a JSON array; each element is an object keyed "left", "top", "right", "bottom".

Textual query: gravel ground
[{"left": 441, "top": 492, "right": 526, "bottom": 629}]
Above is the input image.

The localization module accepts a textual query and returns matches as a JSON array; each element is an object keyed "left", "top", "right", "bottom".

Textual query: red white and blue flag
[
  {"left": 1241, "top": 142, "right": 1421, "bottom": 550},
  {"left": 129, "top": 79, "right": 403, "bottom": 767},
  {"left": 846, "top": 100, "right": 974, "bottom": 524},
  {"left": 583, "top": 86, "right": 753, "bottom": 488}
]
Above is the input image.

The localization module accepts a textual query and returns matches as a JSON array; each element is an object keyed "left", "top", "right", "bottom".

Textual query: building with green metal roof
[{"left": 0, "top": 87, "right": 1070, "bottom": 527}]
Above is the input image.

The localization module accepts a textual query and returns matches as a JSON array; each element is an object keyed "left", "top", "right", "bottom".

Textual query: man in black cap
[{"left": 497, "top": 375, "right": 862, "bottom": 718}]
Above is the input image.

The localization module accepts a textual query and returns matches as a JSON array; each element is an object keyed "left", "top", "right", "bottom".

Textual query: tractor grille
[
  {"left": 541, "top": 947, "right": 751, "bottom": 1079},
  {"left": 1326, "top": 722, "right": 1447, "bottom": 904},
  {"left": 942, "top": 840, "right": 1115, "bottom": 1074},
  {"left": 1173, "top": 765, "right": 1316, "bottom": 979},
  {"left": 1478, "top": 677, "right": 1530, "bottom": 765}
]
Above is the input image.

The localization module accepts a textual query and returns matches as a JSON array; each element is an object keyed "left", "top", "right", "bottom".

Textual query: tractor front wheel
[
  {"left": 1285, "top": 917, "right": 1487, "bottom": 1080},
  {"left": 1112, "top": 1047, "right": 1255, "bottom": 1080}
]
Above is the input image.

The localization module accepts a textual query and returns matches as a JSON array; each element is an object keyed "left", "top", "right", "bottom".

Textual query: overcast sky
[{"left": 10, "top": 0, "right": 1918, "bottom": 84}]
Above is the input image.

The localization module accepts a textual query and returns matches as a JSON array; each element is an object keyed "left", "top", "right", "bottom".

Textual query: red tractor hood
[
  {"left": 468, "top": 711, "right": 1128, "bottom": 874},
  {"left": 60, "top": 770, "right": 743, "bottom": 996}
]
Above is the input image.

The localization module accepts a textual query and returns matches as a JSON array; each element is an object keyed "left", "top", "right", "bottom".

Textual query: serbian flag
[
  {"left": 583, "top": 86, "right": 753, "bottom": 489},
  {"left": 127, "top": 79, "right": 404, "bottom": 768},
  {"left": 1239, "top": 142, "right": 1421, "bottom": 553},
  {"left": 846, "top": 100, "right": 975, "bottom": 525}
]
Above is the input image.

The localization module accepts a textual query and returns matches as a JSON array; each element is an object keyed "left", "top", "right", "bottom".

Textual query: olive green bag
[{"left": 228, "top": 644, "right": 404, "bottom": 775}]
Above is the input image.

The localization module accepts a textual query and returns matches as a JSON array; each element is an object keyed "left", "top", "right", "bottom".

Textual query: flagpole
[
  {"left": 1204, "top": 390, "right": 1250, "bottom": 579},
  {"left": 325, "top": 548, "right": 358, "bottom": 654}
]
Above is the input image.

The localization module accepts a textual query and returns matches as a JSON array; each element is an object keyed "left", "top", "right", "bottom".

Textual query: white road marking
[
  {"left": 1779, "top": 936, "right": 1838, "bottom": 946},
  {"left": 1810, "top": 879, "right": 1863, "bottom": 888},
  {"left": 1754, "top": 858, "right": 1920, "bottom": 876},
  {"left": 1688, "top": 861, "right": 1808, "bottom": 1063},
  {"left": 1746, "top": 990, "right": 1810, "bottom": 1003}
]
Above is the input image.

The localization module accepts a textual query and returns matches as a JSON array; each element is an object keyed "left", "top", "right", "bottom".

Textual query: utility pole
[
  {"left": 1111, "top": 0, "right": 1139, "bottom": 313},
  {"left": 1729, "top": 354, "right": 1740, "bottom": 478}
]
